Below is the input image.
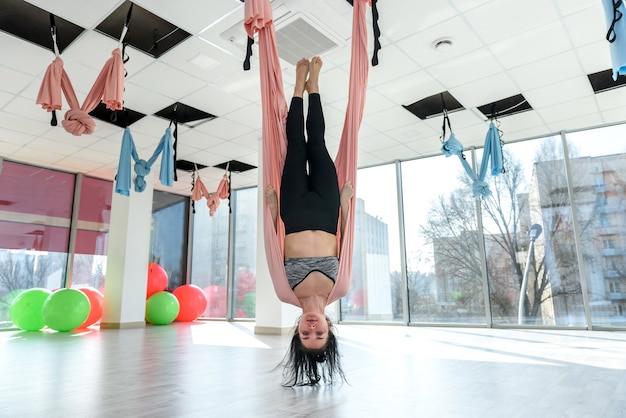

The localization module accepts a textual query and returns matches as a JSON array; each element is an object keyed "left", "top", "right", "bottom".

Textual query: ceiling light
[
  {"left": 432, "top": 37, "right": 454, "bottom": 52},
  {"left": 188, "top": 53, "right": 218, "bottom": 71}
]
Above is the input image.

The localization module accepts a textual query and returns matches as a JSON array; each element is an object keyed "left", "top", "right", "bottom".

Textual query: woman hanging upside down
[{"left": 265, "top": 56, "right": 353, "bottom": 386}]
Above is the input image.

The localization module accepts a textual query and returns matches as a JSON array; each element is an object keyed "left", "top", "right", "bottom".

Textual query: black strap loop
[
  {"left": 607, "top": 0, "right": 624, "bottom": 43},
  {"left": 243, "top": 36, "right": 254, "bottom": 71},
  {"left": 371, "top": 0, "right": 381, "bottom": 66}
]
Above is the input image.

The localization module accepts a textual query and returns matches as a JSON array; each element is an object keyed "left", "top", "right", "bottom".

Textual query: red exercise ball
[
  {"left": 173, "top": 284, "right": 208, "bottom": 322},
  {"left": 76, "top": 287, "right": 104, "bottom": 328},
  {"left": 146, "top": 263, "right": 168, "bottom": 298}
]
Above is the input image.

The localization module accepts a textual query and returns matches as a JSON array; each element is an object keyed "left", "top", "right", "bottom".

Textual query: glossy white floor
[{"left": 1, "top": 321, "right": 625, "bottom": 418}]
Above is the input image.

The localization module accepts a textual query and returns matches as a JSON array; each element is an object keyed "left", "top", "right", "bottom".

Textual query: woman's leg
[
  {"left": 280, "top": 59, "right": 310, "bottom": 216},
  {"left": 305, "top": 57, "right": 339, "bottom": 205}
]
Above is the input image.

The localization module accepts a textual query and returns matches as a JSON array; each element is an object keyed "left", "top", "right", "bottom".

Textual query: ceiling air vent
[
  {"left": 588, "top": 69, "right": 626, "bottom": 94},
  {"left": 275, "top": 17, "right": 339, "bottom": 65},
  {"left": 403, "top": 91, "right": 464, "bottom": 120}
]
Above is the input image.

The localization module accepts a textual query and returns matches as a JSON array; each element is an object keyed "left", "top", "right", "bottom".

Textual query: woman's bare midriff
[{"left": 284, "top": 230, "right": 338, "bottom": 258}]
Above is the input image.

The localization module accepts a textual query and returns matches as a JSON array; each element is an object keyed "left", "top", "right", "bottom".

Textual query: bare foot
[
  {"left": 306, "top": 56, "right": 323, "bottom": 94},
  {"left": 294, "top": 58, "right": 309, "bottom": 97},
  {"left": 340, "top": 181, "right": 353, "bottom": 205},
  {"left": 265, "top": 185, "right": 278, "bottom": 230}
]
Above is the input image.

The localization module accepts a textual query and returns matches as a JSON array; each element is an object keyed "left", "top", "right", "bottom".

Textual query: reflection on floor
[{"left": 2, "top": 322, "right": 626, "bottom": 417}]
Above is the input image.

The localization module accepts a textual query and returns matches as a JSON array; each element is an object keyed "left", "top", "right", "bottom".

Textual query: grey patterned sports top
[{"left": 284, "top": 256, "right": 339, "bottom": 290}]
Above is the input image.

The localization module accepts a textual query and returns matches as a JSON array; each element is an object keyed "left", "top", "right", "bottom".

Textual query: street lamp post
[{"left": 518, "top": 224, "right": 542, "bottom": 325}]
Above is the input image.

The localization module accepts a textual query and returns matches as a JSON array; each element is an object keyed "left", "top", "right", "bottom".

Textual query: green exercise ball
[
  {"left": 146, "top": 291, "right": 180, "bottom": 325},
  {"left": 9, "top": 288, "right": 52, "bottom": 331},
  {"left": 42, "top": 288, "right": 91, "bottom": 332}
]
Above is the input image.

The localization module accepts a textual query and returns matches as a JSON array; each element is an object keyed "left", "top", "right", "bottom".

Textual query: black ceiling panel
[
  {"left": 477, "top": 94, "right": 533, "bottom": 119},
  {"left": 403, "top": 91, "right": 464, "bottom": 120},
  {"left": 89, "top": 103, "right": 146, "bottom": 128},
  {"left": 175, "top": 159, "right": 208, "bottom": 172},
  {"left": 588, "top": 69, "right": 626, "bottom": 94},
  {"left": 154, "top": 102, "right": 217, "bottom": 127},
  {"left": 0, "top": 0, "right": 85, "bottom": 53},
  {"left": 95, "top": 1, "right": 191, "bottom": 58},
  {"left": 214, "top": 160, "right": 257, "bottom": 173}
]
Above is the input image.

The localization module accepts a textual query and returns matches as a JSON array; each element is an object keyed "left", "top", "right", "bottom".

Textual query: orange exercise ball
[{"left": 76, "top": 287, "right": 104, "bottom": 328}]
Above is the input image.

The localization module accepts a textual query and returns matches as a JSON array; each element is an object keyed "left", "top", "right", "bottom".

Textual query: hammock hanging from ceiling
[
  {"left": 440, "top": 109, "right": 504, "bottom": 200},
  {"left": 36, "top": 12, "right": 131, "bottom": 136},
  {"left": 602, "top": 0, "right": 626, "bottom": 80},
  {"left": 244, "top": 0, "right": 371, "bottom": 307}
]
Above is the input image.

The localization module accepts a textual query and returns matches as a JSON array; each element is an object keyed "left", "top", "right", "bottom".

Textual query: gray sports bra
[{"left": 284, "top": 256, "right": 339, "bottom": 290}]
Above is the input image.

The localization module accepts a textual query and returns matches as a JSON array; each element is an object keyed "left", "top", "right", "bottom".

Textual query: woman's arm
[
  {"left": 265, "top": 185, "right": 279, "bottom": 232},
  {"left": 339, "top": 181, "right": 353, "bottom": 244}
]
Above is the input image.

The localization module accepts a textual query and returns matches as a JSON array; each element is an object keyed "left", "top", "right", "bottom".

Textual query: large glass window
[
  {"left": 342, "top": 164, "right": 403, "bottom": 322},
  {"left": 478, "top": 138, "right": 585, "bottom": 327},
  {"left": 401, "top": 155, "right": 487, "bottom": 324},
  {"left": 566, "top": 124, "right": 626, "bottom": 328},
  {"left": 190, "top": 190, "right": 229, "bottom": 318},
  {"left": 0, "top": 161, "right": 74, "bottom": 327},
  {"left": 71, "top": 176, "right": 112, "bottom": 291},
  {"left": 232, "top": 187, "right": 258, "bottom": 319},
  {"left": 150, "top": 190, "right": 189, "bottom": 290}
]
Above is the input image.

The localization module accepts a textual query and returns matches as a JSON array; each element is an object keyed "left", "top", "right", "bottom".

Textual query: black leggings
[{"left": 280, "top": 93, "right": 340, "bottom": 235}]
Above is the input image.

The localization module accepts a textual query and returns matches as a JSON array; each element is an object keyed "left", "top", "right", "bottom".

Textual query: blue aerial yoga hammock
[
  {"left": 602, "top": 0, "right": 626, "bottom": 80},
  {"left": 115, "top": 127, "right": 175, "bottom": 196},
  {"left": 440, "top": 109, "right": 504, "bottom": 199}
]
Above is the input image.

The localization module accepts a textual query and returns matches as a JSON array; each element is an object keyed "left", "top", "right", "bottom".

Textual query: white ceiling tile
[
  {"left": 497, "top": 111, "right": 545, "bottom": 136},
  {"left": 563, "top": 6, "right": 606, "bottom": 47},
  {"left": 178, "top": 129, "right": 224, "bottom": 150},
  {"left": 124, "top": 82, "right": 175, "bottom": 115},
  {"left": 0, "top": 112, "right": 53, "bottom": 137},
  {"left": 358, "top": 133, "right": 400, "bottom": 153},
  {"left": 62, "top": 31, "right": 120, "bottom": 70},
  {"left": 596, "top": 88, "right": 626, "bottom": 111},
  {"left": 463, "top": 0, "right": 560, "bottom": 44},
  {"left": 357, "top": 151, "right": 386, "bottom": 167},
  {"left": 427, "top": 47, "right": 503, "bottom": 89},
  {"left": 575, "top": 41, "right": 612, "bottom": 74},
  {"left": 489, "top": 21, "right": 571, "bottom": 70},
  {"left": 368, "top": 107, "right": 421, "bottom": 133},
  {"left": 221, "top": 104, "right": 261, "bottom": 131},
  {"left": 396, "top": 16, "right": 485, "bottom": 69},
  {"left": 130, "top": 61, "right": 206, "bottom": 100},
  {"left": 449, "top": 73, "right": 519, "bottom": 108},
  {"left": 374, "top": 143, "right": 420, "bottom": 162},
  {"left": 0, "top": 66, "right": 37, "bottom": 95},
  {"left": 0, "top": 32, "right": 54, "bottom": 75},
  {"left": 376, "top": 71, "right": 444, "bottom": 107},
  {"left": 553, "top": 0, "right": 600, "bottom": 16},
  {"left": 28, "top": 137, "right": 82, "bottom": 155},
  {"left": 367, "top": 45, "right": 421, "bottom": 87},
  {"left": 3, "top": 96, "right": 49, "bottom": 120},
  {"left": 507, "top": 51, "right": 582, "bottom": 91},
  {"left": 12, "top": 145, "right": 67, "bottom": 166},
  {"left": 0, "top": 90, "right": 14, "bottom": 108},
  {"left": 379, "top": 0, "right": 456, "bottom": 41},
  {"left": 524, "top": 76, "right": 592, "bottom": 109},
  {"left": 548, "top": 113, "right": 605, "bottom": 132},
  {"left": 207, "top": 141, "right": 255, "bottom": 160},
  {"left": 199, "top": 116, "right": 254, "bottom": 141},
  {"left": 535, "top": 97, "right": 598, "bottom": 124},
  {"left": 159, "top": 37, "right": 242, "bottom": 83},
  {"left": 184, "top": 84, "right": 250, "bottom": 119},
  {"left": 0, "top": 128, "right": 37, "bottom": 147},
  {"left": 600, "top": 107, "right": 626, "bottom": 125}
]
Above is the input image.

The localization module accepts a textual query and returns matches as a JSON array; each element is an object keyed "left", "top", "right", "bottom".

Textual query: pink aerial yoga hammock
[
  {"left": 36, "top": 14, "right": 129, "bottom": 136},
  {"left": 244, "top": 0, "right": 369, "bottom": 307},
  {"left": 192, "top": 173, "right": 230, "bottom": 216}
]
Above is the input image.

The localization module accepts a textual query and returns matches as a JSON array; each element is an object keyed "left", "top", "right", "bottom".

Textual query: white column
[
  {"left": 254, "top": 145, "right": 300, "bottom": 335},
  {"left": 101, "top": 173, "right": 154, "bottom": 329}
]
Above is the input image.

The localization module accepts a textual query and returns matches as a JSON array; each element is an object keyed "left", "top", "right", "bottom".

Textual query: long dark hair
[{"left": 277, "top": 319, "right": 346, "bottom": 386}]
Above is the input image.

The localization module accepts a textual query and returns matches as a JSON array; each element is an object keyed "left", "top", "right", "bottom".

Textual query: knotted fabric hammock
[
  {"left": 192, "top": 173, "right": 230, "bottom": 216},
  {"left": 244, "top": 0, "right": 369, "bottom": 307},
  {"left": 115, "top": 127, "right": 174, "bottom": 196},
  {"left": 440, "top": 118, "right": 504, "bottom": 200}
]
